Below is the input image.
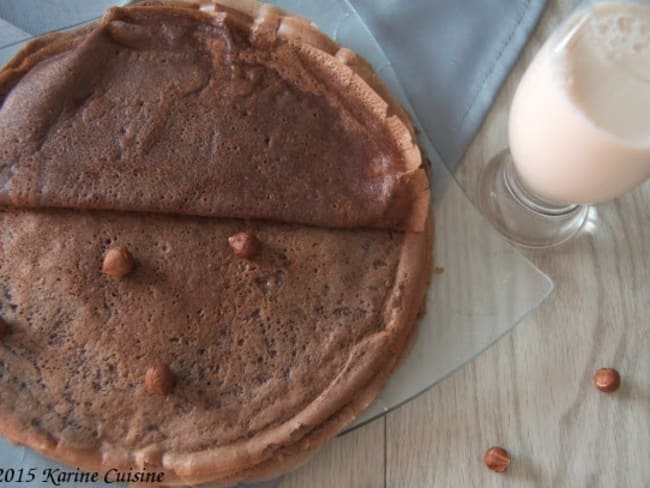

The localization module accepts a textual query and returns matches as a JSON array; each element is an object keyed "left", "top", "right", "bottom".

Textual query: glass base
[{"left": 479, "top": 150, "right": 589, "bottom": 248}]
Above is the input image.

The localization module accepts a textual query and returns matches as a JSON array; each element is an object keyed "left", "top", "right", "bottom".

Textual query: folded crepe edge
[{"left": 0, "top": 0, "right": 430, "bottom": 232}]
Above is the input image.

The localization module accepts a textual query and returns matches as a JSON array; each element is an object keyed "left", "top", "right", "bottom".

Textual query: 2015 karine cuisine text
[{"left": 0, "top": 466, "right": 165, "bottom": 485}]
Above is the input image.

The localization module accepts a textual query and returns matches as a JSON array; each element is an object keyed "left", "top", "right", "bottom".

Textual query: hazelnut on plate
[
  {"left": 102, "top": 246, "right": 135, "bottom": 278},
  {"left": 228, "top": 232, "right": 258, "bottom": 259},
  {"left": 145, "top": 363, "right": 176, "bottom": 397}
]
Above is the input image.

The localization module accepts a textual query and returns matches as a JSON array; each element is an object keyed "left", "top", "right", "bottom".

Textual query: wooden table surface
[{"left": 280, "top": 0, "right": 650, "bottom": 486}]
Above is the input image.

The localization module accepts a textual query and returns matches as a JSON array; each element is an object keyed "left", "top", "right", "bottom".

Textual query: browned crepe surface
[
  {"left": 0, "top": 2, "right": 428, "bottom": 232},
  {"left": 0, "top": 1, "right": 433, "bottom": 485},
  {"left": 0, "top": 208, "right": 430, "bottom": 485},
  {"left": 1, "top": 208, "right": 405, "bottom": 449}
]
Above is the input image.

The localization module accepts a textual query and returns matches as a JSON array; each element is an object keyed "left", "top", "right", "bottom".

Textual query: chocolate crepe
[{"left": 0, "top": 1, "right": 432, "bottom": 485}]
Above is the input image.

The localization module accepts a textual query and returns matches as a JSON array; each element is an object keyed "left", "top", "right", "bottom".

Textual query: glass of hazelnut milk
[{"left": 479, "top": 0, "right": 650, "bottom": 248}]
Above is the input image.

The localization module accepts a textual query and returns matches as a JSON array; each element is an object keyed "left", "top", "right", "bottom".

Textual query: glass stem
[{"left": 503, "top": 157, "right": 579, "bottom": 216}]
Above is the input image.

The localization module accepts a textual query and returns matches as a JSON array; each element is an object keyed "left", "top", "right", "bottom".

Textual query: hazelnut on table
[
  {"left": 484, "top": 446, "right": 511, "bottom": 473},
  {"left": 0, "top": 318, "right": 8, "bottom": 338},
  {"left": 594, "top": 368, "right": 621, "bottom": 393}
]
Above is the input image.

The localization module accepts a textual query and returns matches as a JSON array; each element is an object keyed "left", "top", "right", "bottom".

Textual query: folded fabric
[
  {"left": 0, "top": 17, "right": 28, "bottom": 46},
  {"left": 349, "top": 0, "right": 547, "bottom": 168}
]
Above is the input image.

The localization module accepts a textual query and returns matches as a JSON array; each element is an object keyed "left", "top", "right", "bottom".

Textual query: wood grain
[
  {"left": 281, "top": 420, "right": 385, "bottom": 488},
  {"left": 281, "top": 1, "right": 650, "bottom": 486}
]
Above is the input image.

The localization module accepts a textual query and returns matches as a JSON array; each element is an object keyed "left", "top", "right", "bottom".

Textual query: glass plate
[{"left": 0, "top": 1, "right": 553, "bottom": 486}]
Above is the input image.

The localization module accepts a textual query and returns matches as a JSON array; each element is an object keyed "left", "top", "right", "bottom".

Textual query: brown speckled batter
[
  {"left": 0, "top": 2, "right": 428, "bottom": 231},
  {"left": 0, "top": 1, "right": 432, "bottom": 485},
  {"left": 0, "top": 208, "right": 403, "bottom": 452}
]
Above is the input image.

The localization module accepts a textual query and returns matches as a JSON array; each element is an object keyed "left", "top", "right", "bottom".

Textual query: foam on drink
[{"left": 567, "top": 3, "right": 650, "bottom": 142}]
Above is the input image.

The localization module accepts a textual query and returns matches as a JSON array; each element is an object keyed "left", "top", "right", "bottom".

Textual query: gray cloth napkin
[
  {"left": 0, "top": 17, "right": 29, "bottom": 46},
  {"left": 349, "top": 0, "right": 547, "bottom": 168}
]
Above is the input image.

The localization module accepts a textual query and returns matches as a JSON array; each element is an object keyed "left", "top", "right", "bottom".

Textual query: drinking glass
[{"left": 479, "top": 0, "right": 650, "bottom": 248}]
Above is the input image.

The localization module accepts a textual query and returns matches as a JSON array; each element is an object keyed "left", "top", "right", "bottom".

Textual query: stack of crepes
[{"left": 0, "top": 1, "right": 432, "bottom": 485}]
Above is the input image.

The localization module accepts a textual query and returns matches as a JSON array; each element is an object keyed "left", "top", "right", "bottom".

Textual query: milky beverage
[{"left": 509, "top": 2, "right": 650, "bottom": 204}]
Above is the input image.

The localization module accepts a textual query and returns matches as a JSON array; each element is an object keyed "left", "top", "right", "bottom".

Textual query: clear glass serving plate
[{"left": 0, "top": 1, "right": 553, "bottom": 486}]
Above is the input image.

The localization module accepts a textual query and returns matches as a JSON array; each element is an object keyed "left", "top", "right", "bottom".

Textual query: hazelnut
[
  {"left": 0, "top": 318, "right": 8, "bottom": 338},
  {"left": 484, "top": 446, "right": 510, "bottom": 473},
  {"left": 594, "top": 368, "right": 621, "bottom": 393},
  {"left": 145, "top": 363, "right": 176, "bottom": 397},
  {"left": 102, "top": 246, "right": 135, "bottom": 278},
  {"left": 228, "top": 232, "right": 258, "bottom": 259}
]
